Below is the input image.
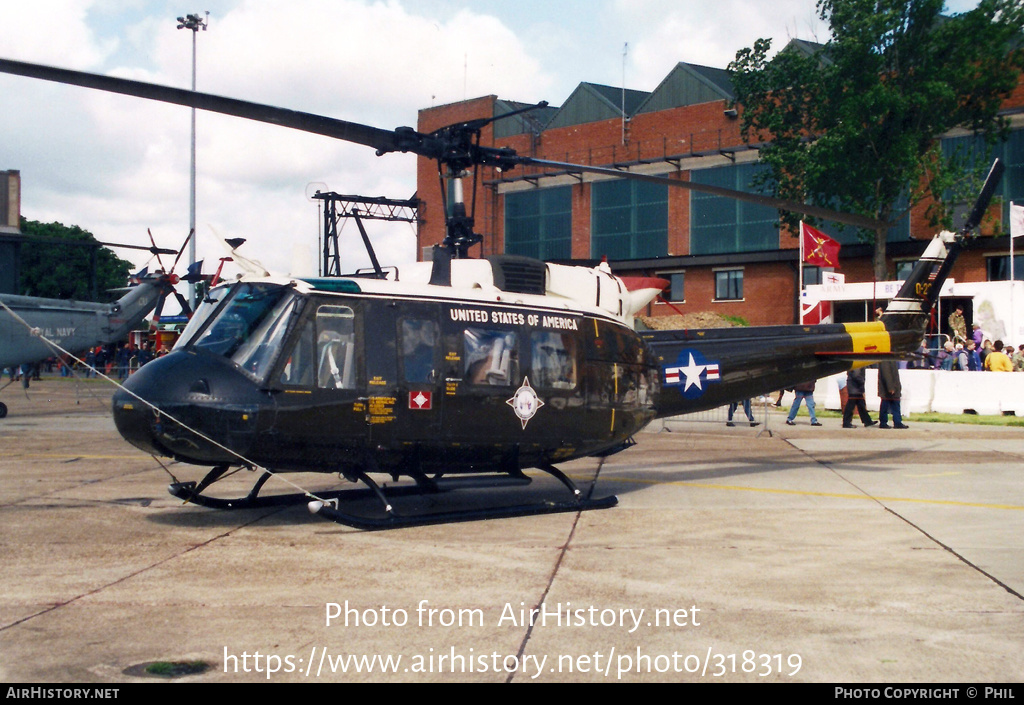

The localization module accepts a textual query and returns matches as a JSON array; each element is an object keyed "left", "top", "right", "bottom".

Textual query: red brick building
[{"left": 416, "top": 51, "right": 1024, "bottom": 328}]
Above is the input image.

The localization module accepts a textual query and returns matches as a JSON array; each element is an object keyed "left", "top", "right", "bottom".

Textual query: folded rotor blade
[
  {"left": 96, "top": 241, "right": 177, "bottom": 255},
  {"left": 170, "top": 229, "right": 195, "bottom": 273},
  {"left": 147, "top": 229, "right": 166, "bottom": 272},
  {"left": 172, "top": 291, "right": 193, "bottom": 318},
  {"left": 151, "top": 292, "right": 167, "bottom": 328},
  {"left": 962, "top": 159, "right": 1004, "bottom": 234}
]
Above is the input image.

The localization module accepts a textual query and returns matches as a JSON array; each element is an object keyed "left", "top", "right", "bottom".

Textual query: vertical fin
[{"left": 884, "top": 159, "right": 1004, "bottom": 332}]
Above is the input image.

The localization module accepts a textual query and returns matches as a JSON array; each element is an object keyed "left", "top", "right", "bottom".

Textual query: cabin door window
[{"left": 316, "top": 305, "right": 358, "bottom": 390}]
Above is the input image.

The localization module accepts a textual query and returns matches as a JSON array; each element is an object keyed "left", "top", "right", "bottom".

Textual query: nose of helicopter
[{"left": 112, "top": 350, "right": 265, "bottom": 464}]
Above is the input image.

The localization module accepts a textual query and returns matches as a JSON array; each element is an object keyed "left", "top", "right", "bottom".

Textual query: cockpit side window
[
  {"left": 279, "top": 318, "right": 315, "bottom": 387},
  {"left": 316, "top": 305, "right": 357, "bottom": 390},
  {"left": 231, "top": 295, "right": 297, "bottom": 381}
]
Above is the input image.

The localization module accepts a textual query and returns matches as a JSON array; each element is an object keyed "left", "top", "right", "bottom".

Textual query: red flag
[{"left": 801, "top": 222, "right": 841, "bottom": 268}]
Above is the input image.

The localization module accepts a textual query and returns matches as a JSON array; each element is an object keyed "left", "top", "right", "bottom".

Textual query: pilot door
[{"left": 269, "top": 298, "right": 366, "bottom": 468}]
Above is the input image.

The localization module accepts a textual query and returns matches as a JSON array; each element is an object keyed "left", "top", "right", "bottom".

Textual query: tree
[
  {"left": 18, "top": 218, "right": 134, "bottom": 302},
  {"left": 728, "top": 0, "right": 1024, "bottom": 280}
]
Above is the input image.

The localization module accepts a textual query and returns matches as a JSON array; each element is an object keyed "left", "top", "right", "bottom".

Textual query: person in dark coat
[
  {"left": 842, "top": 368, "right": 876, "bottom": 428},
  {"left": 876, "top": 360, "right": 908, "bottom": 429}
]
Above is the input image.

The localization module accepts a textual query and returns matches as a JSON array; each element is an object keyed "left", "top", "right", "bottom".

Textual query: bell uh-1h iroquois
[{"left": 0, "top": 58, "right": 1005, "bottom": 529}]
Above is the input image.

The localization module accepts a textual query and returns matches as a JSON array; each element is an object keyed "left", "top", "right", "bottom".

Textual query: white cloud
[
  {"left": 0, "top": 0, "right": 115, "bottom": 68},
  {"left": 611, "top": 0, "right": 829, "bottom": 89},
  {"left": 1, "top": 0, "right": 556, "bottom": 286}
]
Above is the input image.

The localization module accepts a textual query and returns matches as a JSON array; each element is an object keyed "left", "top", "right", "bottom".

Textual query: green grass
[
  {"left": 804, "top": 408, "right": 1024, "bottom": 426},
  {"left": 901, "top": 411, "right": 1024, "bottom": 426},
  {"left": 144, "top": 661, "right": 208, "bottom": 677}
]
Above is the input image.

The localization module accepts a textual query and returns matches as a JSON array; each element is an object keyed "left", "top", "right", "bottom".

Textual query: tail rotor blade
[
  {"left": 173, "top": 291, "right": 193, "bottom": 318},
  {"left": 151, "top": 292, "right": 167, "bottom": 329}
]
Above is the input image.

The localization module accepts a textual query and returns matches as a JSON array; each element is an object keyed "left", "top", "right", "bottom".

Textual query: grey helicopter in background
[{"left": 0, "top": 236, "right": 197, "bottom": 418}]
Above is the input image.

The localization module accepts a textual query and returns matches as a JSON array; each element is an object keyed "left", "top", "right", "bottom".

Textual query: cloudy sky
[{"left": 0, "top": 0, "right": 982, "bottom": 297}]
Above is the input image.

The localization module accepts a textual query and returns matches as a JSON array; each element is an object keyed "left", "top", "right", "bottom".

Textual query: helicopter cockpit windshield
[{"left": 176, "top": 282, "right": 299, "bottom": 381}]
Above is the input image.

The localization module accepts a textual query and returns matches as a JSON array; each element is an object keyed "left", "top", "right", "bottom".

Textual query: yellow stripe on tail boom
[{"left": 842, "top": 322, "right": 891, "bottom": 355}]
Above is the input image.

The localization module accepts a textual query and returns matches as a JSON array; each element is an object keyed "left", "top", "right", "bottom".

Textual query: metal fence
[{"left": 653, "top": 395, "right": 779, "bottom": 438}]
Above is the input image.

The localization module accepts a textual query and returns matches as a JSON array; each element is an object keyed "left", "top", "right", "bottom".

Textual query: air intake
[{"left": 487, "top": 255, "right": 547, "bottom": 295}]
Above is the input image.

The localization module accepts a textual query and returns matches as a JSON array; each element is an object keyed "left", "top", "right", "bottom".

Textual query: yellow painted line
[{"left": 603, "top": 475, "right": 1024, "bottom": 511}]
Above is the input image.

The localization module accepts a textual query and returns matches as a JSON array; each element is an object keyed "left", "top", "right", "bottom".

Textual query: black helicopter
[{"left": 0, "top": 57, "right": 1004, "bottom": 529}]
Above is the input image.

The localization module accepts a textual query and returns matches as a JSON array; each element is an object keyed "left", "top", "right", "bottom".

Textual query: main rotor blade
[
  {"left": 521, "top": 157, "right": 887, "bottom": 232},
  {"left": 0, "top": 57, "right": 887, "bottom": 232},
  {"left": 5, "top": 233, "right": 176, "bottom": 255},
  {"left": 99, "top": 241, "right": 179, "bottom": 256},
  {"left": 0, "top": 58, "right": 404, "bottom": 155},
  {"left": 170, "top": 228, "right": 195, "bottom": 273}
]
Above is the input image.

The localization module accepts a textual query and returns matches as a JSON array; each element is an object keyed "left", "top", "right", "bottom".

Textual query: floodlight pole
[{"left": 177, "top": 11, "right": 208, "bottom": 309}]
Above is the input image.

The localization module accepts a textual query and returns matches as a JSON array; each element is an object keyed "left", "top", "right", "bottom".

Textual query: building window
[
  {"left": 895, "top": 260, "right": 916, "bottom": 281},
  {"left": 505, "top": 186, "right": 572, "bottom": 260},
  {"left": 690, "top": 162, "right": 777, "bottom": 255},
  {"left": 714, "top": 269, "right": 743, "bottom": 301},
  {"left": 942, "top": 128, "right": 1023, "bottom": 229},
  {"left": 802, "top": 266, "right": 826, "bottom": 286},
  {"left": 660, "top": 271, "right": 685, "bottom": 302},
  {"left": 986, "top": 254, "right": 1024, "bottom": 281},
  {"left": 591, "top": 179, "right": 667, "bottom": 260}
]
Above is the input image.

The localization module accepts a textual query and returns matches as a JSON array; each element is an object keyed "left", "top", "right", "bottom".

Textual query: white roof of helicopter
[{"left": 232, "top": 257, "right": 664, "bottom": 328}]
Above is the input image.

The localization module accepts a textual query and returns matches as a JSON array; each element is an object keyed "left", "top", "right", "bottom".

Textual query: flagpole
[
  {"left": 1012, "top": 201, "right": 1017, "bottom": 340},
  {"left": 799, "top": 222, "right": 805, "bottom": 324}
]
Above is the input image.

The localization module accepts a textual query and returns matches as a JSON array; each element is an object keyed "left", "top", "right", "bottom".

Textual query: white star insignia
[{"left": 679, "top": 353, "right": 707, "bottom": 391}]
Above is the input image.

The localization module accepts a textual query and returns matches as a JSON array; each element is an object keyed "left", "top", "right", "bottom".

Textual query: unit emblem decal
[
  {"left": 409, "top": 391, "right": 433, "bottom": 410},
  {"left": 507, "top": 377, "right": 544, "bottom": 429},
  {"left": 663, "top": 350, "right": 721, "bottom": 398}
]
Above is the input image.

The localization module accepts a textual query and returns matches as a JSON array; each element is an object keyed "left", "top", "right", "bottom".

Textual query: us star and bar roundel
[{"left": 663, "top": 350, "right": 722, "bottom": 399}]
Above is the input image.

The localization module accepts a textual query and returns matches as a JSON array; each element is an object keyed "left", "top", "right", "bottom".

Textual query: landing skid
[{"left": 168, "top": 463, "right": 617, "bottom": 530}]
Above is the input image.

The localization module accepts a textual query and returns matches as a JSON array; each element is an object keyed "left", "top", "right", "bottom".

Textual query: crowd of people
[
  {"left": 3, "top": 339, "right": 164, "bottom": 388},
  {"left": 769, "top": 306, "right": 1023, "bottom": 430},
  {"left": 921, "top": 338, "right": 1024, "bottom": 372},
  {"left": 912, "top": 306, "right": 1024, "bottom": 372}
]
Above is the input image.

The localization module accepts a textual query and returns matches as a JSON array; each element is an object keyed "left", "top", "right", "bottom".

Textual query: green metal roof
[
  {"left": 493, "top": 99, "right": 560, "bottom": 139},
  {"left": 544, "top": 83, "right": 651, "bottom": 130},
  {"left": 635, "top": 62, "right": 734, "bottom": 114}
]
